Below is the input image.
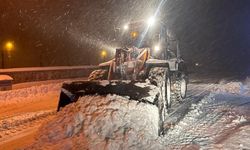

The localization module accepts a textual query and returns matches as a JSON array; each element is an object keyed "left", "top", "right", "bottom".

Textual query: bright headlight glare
[
  {"left": 123, "top": 24, "right": 129, "bottom": 30},
  {"left": 147, "top": 17, "right": 155, "bottom": 26},
  {"left": 154, "top": 45, "right": 160, "bottom": 51}
]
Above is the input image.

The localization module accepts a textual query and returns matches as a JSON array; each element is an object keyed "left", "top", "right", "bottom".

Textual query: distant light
[
  {"left": 147, "top": 17, "right": 156, "bottom": 26},
  {"left": 4, "top": 41, "right": 14, "bottom": 51},
  {"left": 195, "top": 63, "right": 199, "bottom": 67},
  {"left": 101, "top": 50, "right": 107, "bottom": 58},
  {"left": 123, "top": 24, "right": 129, "bottom": 30},
  {"left": 154, "top": 45, "right": 160, "bottom": 51},
  {"left": 131, "top": 31, "right": 138, "bottom": 38}
]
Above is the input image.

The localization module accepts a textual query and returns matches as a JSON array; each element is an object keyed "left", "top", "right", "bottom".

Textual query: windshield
[{"left": 116, "top": 21, "right": 163, "bottom": 49}]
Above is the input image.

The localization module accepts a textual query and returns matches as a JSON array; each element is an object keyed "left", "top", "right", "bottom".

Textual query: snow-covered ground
[
  {"left": 0, "top": 66, "right": 95, "bottom": 73},
  {"left": 0, "top": 78, "right": 88, "bottom": 105},
  {"left": 0, "top": 77, "right": 249, "bottom": 149},
  {"left": 0, "top": 79, "right": 63, "bottom": 149},
  {"left": 0, "top": 83, "right": 61, "bottom": 105},
  {"left": 25, "top": 78, "right": 250, "bottom": 150},
  {"left": 0, "top": 75, "right": 13, "bottom": 81}
]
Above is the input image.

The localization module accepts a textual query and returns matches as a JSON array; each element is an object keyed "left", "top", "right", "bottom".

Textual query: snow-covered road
[
  {"left": 23, "top": 79, "right": 250, "bottom": 150},
  {"left": 0, "top": 80, "right": 62, "bottom": 149},
  {"left": 0, "top": 77, "right": 249, "bottom": 149},
  {"left": 164, "top": 93, "right": 250, "bottom": 149}
]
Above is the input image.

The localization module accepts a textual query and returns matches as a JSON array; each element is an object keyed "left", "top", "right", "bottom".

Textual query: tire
[
  {"left": 149, "top": 67, "right": 171, "bottom": 135},
  {"left": 171, "top": 75, "right": 187, "bottom": 102},
  {"left": 88, "top": 69, "right": 108, "bottom": 81},
  {"left": 180, "top": 77, "right": 187, "bottom": 99},
  {"left": 165, "top": 74, "right": 172, "bottom": 108}
]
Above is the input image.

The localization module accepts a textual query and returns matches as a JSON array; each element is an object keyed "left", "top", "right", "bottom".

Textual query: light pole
[{"left": 2, "top": 41, "right": 14, "bottom": 69}]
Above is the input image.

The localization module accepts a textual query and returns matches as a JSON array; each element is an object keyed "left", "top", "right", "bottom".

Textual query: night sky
[{"left": 0, "top": 0, "right": 250, "bottom": 75}]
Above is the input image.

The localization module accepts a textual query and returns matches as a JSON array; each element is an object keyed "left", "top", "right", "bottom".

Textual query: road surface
[{"left": 0, "top": 78, "right": 250, "bottom": 149}]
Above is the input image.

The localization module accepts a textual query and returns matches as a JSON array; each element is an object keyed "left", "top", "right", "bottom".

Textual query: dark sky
[{"left": 0, "top": 0, "right": 250, "bottom": 75}]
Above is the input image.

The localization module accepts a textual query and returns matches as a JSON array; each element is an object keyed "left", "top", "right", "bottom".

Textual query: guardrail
[{"left": 0, "top": 66, "right": 97, "bottom": 84}]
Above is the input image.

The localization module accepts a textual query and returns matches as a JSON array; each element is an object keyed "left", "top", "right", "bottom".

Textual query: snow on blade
[{"left": 27, "top": 95, "right": 163, "bottom": 150}]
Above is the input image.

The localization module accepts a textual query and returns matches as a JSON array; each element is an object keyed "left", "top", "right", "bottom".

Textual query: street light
[
  {"left": 5, "top": 41, "right": 14, "bottom": 51},
  {"left": 2, "top": 41, "right": 14, "bottom": 68},
  {"left": 131, "top": 31, "right": 138, "bottom": 39},
  {"left": 101, "top": 50, "right": 107, "bottom": 59}
]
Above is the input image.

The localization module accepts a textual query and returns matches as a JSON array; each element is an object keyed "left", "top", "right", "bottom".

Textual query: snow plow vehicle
[{"left": 57, "top": 18, "right": 188, "bottom": 135}]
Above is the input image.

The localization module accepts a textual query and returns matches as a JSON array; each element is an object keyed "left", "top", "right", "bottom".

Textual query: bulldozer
[{"left": 57, "top": 18, "right": 188, "bottom": 135}]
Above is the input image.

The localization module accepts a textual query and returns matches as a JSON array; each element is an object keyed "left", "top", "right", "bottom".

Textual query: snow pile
[
  {"left": 244, "top": 76, "right": 250, "bottom": 84},
  {"left": 211, "top": 79, "right": 250, "bottom": 96},
  {"left": 0, "top": 75, "right": 13, "bottom": 81},
  {"left": 0, "top": 83, "right": 61, "bottom": 104},
  {"left": 241, "top": 77, "right": 250, "bottom": 96},
  {"left": 212, "top": 82, "right": 244, "bottom": 95},
  {"left": 27, "top": 95, "right": 163, "bottom": 150},
  {"left": 0, "top": 66, "right": 95, "bottom": 73}
]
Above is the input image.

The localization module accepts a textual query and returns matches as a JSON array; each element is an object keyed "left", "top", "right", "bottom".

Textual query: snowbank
[
  {"left": 0, "top": 83, "right": 61, "bottom": 104},
  {"left": 211, "top": 79, "right": 250, "bottom": 96},
  {"left": 0, "top": 75, "right": 13, "bottom": 91},
  {"left": 0, "top": 66, "right": 95, "bottom": 73},
  {"left": 212, "top": 82, "right": 244, "bottom": 94},
  {"left": 0, "top": 75, "right": 13, "bottom": 81},
  {"left": 0, "top": 66, "right": 96, "bottom": 84},
  {"left": 27, "top": 95, "right": 163, "bottom": 150}
]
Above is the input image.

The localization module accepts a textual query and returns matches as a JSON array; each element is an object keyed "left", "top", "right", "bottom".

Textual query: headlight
[
  {"left": 154, "top": 45, "right": 160, "bottom": 51},
  {"left": 123, "top": 24, "right": 129, "bottom": 30},
  {"left": 147, "top": 17, "right": 156, "bottom": 27}
]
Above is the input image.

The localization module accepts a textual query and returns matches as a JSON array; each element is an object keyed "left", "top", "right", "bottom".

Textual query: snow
[
  {"left": 0, "top": 75, "right": 13, "bottom": 81},
  {"left": 0, "top": 66, "right": 96, "bottom": 73},
  {"left": 232, "top": 116, "right": 247, "bottom": 124},
  {"left": 146, "top": 59, "right": 176, "bottom": 64},
  {"left": 0, "top": 83, "right": 61, "bottom": 105},
  {"left": 219, "top": 125, "right": 250, "bottom": 150},
  {"left": 162, "top": 93, "right": 250, "bottom": 149},
  {"left": 99, "top": 80, "right": 110, "bottom": 86},
  {"left": 0, "top": 110, "right": 54, "bottom": 131},
  {"left": 24, "top": 80, "right": 250, "bottom": 150},
  {"left": 212, "top": 82, "right": 244, "bottom": 95},
  {"left": 0, "top": 78, "right": 247, "bottom": 149},
  {"left": 27, "top": 95, "right": 162, "bottom": 150}
]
